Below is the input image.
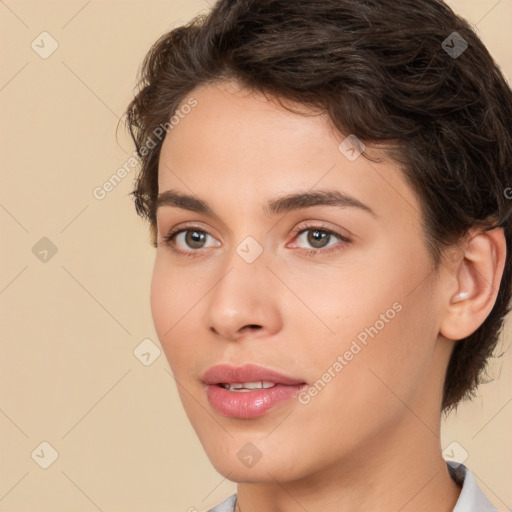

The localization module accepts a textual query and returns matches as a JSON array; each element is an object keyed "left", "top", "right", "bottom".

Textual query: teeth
[{"left": 222, "top": 381, "right": 276, "bottom": 391}]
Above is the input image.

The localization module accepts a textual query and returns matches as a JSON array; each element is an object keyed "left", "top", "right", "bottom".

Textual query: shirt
[{"left": 206, "top": 463, "right": 498, "bottom": 512}]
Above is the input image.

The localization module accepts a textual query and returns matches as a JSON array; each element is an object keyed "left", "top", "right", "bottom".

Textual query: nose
[{"left": 204, "top": 255, "right": 283, "bottom": 341}]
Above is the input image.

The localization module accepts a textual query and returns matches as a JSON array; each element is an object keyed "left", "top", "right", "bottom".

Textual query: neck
[{"left": 235, "top": 413, "right": 461, "bottom": 512}]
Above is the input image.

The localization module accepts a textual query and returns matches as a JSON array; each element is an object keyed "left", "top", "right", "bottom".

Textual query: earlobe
[{"left": 440, "top": 227, "right": 506, "bottom": 341}]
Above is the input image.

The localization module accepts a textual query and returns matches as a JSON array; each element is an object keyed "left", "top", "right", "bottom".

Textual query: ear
[{"left": 439, "top": 227, "right": 507, "bottom": 341}]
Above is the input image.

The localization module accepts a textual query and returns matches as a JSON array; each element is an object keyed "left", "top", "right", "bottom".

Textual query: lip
[{"left": 202, "top": 364, "right": 306, "bottom": 419}]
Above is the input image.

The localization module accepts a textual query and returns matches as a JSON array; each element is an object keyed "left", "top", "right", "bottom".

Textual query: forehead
[{"left": 157, "top": 81, "right": 421, "bottom": 226}]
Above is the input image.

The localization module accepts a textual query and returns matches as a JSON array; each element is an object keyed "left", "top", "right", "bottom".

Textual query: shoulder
[
  {"left": 206, "top": 494, "right": 237, "bottom": 512},
  {"left": 449, "top": 463, "right": 498, "bottom": 512}
]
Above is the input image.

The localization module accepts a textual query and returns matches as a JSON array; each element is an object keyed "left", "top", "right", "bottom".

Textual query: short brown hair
[{"left": 125, "top": 0, "right": 512, "bottom": 411}]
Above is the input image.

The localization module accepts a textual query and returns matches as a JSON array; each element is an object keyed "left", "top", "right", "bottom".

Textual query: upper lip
[{"left": 202, "top": 364, "right": 305, "bottom": 386}]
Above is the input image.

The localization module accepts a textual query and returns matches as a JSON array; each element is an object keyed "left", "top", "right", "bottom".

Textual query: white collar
[{"left": 449, "top": 463, "right": 498, "bottom": 512}]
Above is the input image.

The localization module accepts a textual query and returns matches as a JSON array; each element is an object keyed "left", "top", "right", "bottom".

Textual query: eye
[
  {"left": 289, "top": 224, "right": 350, "bottom": 255},
  {"left": 297, "top": 229, "right": 338, "bottom": 249},
  {"left": 161, "top": 226, "right": 221, "bottom": 254},
  {"left": 160, "top": 223, "right": 350, "bottom": 257}
]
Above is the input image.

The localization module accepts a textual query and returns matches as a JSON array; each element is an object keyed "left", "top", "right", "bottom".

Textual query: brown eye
[
  {"left": 289, "top": 225, "right": 351, "bottom": 256},
  {"left": 296, "top": 228, "right": 340, "bottom": 250},
  {"left": 185, "top": 230, "right": 208, "bottom": 249},
  {"left": 164, "top": 227, "right": 221, "bottom": 252},
  {"left": 306, "top": 229, "right": 331, "bottom": 249}
]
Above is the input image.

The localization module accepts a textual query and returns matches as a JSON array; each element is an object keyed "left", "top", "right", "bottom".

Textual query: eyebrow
[{"left": 156, "top": 189, "right": 376, "bottom": 218}]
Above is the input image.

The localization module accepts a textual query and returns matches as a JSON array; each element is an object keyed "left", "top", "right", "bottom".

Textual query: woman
[{"left": 125, "top": 0, "right": 512, "bottom": 510}]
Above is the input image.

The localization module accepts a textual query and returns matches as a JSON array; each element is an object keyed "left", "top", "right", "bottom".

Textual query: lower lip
[{"left": 206, "top": 384, "right": 305, "bottom": 419}]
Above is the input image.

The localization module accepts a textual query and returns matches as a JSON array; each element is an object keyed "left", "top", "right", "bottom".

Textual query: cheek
[
  {"left": 284, "top": 244, "right": 437, "bottom": 390},
  {"left": 150, "top": 253, "right": 203, "bottom": 329},
  {"left": 149, "top": 254, "right": 210, "bottom": 373},
  {"left": 150, "top": 256, "right": 192, "bottom": 366},
  {"left": 314, "top": 287, "right": 438, "bottom": 431},
  {"left": 149, "top": 256, "right": 173, "bottom": 338}
]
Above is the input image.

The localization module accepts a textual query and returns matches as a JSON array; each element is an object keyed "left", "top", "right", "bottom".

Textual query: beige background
[{"left": 0, "top": 1, "right": 511, "bottom": 511}]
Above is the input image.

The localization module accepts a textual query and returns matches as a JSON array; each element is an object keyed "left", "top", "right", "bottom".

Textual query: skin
[{"left": 150, "top": 80, "right": 506, "bottom": 512}]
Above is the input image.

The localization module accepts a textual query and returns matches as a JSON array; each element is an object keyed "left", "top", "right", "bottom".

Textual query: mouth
[
  {"left": 219, "top": 381, "right": 277, "bottom": 392},
  {"left": 202, "top": 364, "right": 307, "bottom": 419}
]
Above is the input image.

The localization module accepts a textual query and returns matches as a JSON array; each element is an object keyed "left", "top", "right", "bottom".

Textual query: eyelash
[{"left": 160, "top": 222, "right": 350, "bottom": 258}]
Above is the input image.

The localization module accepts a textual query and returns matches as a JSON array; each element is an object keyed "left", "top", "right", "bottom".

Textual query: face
[{"left": 151, "top": 81, "right": 450, "bottom": 483}]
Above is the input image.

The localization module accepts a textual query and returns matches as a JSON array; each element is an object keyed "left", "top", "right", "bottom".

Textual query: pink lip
[{"left": 203, "top": 364, "right": 306, "bottom": 419}]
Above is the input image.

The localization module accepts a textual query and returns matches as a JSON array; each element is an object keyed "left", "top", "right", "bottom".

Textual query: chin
[
  {"left": 198, "top": 436, "right": 312, "bottom": 484},
  {"left": 207, "top": 456, "right": 288, "bottom": 483}
]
